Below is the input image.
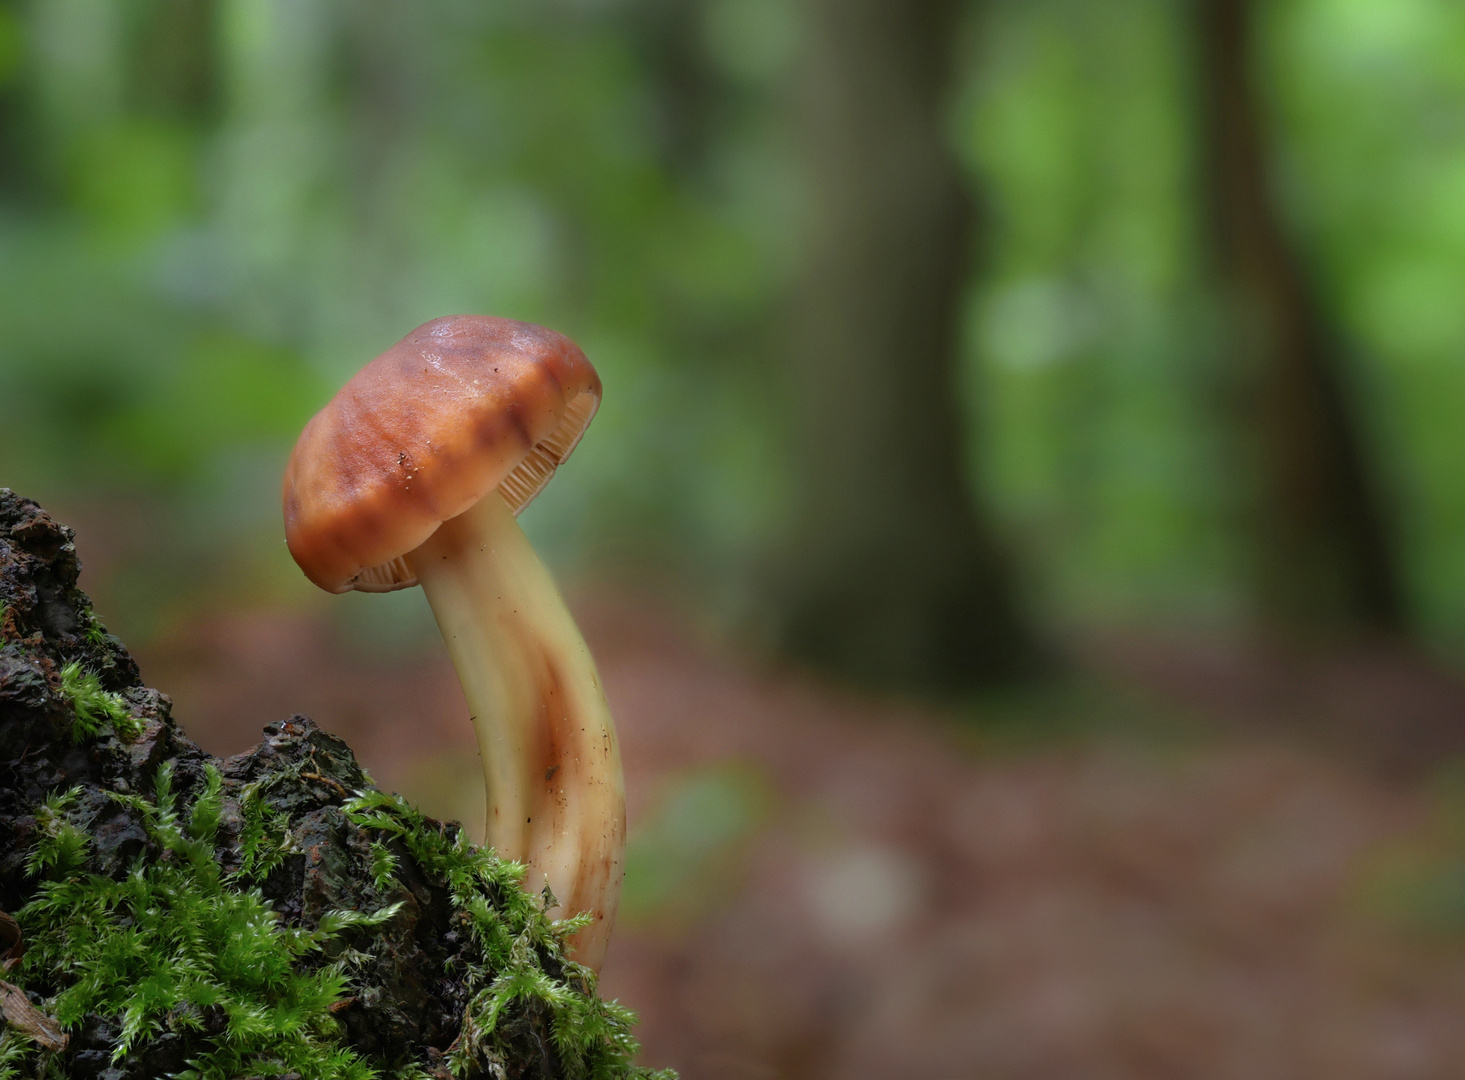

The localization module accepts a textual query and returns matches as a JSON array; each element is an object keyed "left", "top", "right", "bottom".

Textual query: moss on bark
[{"left": 0, "top": 490, "right": 670, "bottom": 1080}]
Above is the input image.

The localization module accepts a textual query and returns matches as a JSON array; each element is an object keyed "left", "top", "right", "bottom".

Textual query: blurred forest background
[{"left": 5, "top": 0, "right": 1465, "bottom": 1076}]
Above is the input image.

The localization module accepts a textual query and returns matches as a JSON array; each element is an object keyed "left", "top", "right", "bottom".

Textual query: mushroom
[{"left": 282, "top": 315, "right": 624, "bottom": 971}]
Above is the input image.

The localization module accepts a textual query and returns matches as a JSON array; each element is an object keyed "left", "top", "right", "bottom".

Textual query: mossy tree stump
[{"left": 0, "top": 490, "right": 668, "bottom": 1080}]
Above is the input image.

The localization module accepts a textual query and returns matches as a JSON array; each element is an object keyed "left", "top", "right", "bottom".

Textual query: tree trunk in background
[
  {"left": 771, "top": 0, "right": 1040, "bottom": 690},
  {"left": 1196, "top": 0, "right": 1405, "bottom": 634}
]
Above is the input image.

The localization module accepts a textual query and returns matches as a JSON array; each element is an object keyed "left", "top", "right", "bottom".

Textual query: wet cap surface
[{"left": 283, "top": 315, "right": 601, "bottom": 593}]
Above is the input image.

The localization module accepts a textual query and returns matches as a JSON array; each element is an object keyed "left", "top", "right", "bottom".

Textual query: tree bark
[
  {"left": 1195, "top": 0, "right": 1404, "bottom": 634},
  {"left": 771, "top": 0, "right": 1040, "bottom": 690}
]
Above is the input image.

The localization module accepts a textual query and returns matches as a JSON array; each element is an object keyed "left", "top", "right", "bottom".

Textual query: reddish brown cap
[{"left": 283, "top": 315, "right": 601, "bottom": 593}]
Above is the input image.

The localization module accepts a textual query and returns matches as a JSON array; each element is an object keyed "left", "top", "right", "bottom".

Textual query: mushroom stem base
[{"left": 406, "top": 493, "right": 625, "bottom": 971}]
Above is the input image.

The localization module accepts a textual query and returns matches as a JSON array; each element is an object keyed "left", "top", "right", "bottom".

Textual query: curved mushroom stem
[{"left": 405, "top": 492, "right": 625, "bottom": 972}]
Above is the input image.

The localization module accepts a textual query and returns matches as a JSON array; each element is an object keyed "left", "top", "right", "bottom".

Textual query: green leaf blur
[{"left": 1, "top": 0, "right": 1464, "bottom": 652}]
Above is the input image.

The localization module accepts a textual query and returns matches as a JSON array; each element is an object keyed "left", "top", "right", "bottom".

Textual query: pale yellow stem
[{"left": 406, "top": 493, "right": 625, "bottom": 971}]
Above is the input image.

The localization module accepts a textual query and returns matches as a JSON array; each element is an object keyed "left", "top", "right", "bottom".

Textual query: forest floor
[{"left": 133, "top": 595, "right": 1465, "bottom": 1080}]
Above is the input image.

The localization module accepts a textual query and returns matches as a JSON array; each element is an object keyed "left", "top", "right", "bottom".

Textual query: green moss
[
  {"left": 8, "top": 768, "right": 674, "bottom": 1079},
  {"left": 344, "top": 791, "right": 673, "bottom": 1079},
  {"left": 80, "top": 607, "right": 111, "bottom": 648},
  {"left": 235, "top": 777, "right": 295, "bottom": 882},
  {"left": 0, "top": 1032, "right": 30, "bottom": 1080},
  {"left": 58, "top": 661, "right": 142, "bottom": 742},
  {"left": 23, "top": 790, "right": 90, "bottom": 880},
  {"left": 16, "top": 763, "right": 396, "bottom": 1079}
]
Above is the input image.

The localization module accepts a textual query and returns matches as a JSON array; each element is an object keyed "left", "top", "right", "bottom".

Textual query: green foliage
[
  {"left": 960, "top": 0, "right": 1465, "bottom": 636},
  {"left": 16, "top": 763, "right": 392, "bottom": 1079},
  {"left": 344, "top": 789, "right": 673, "bottom": 1079},
  {"left": 5, "top": 0, "right": 1465, "bottom": 646},
  {"left": 0, "top": 0, "right": 787, "bottom": 635},
  {"left": 58, "top": 662, "right": 142, "bottom": 742}
]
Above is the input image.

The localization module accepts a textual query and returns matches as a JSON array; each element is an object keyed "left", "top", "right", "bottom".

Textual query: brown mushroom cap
[{"left": 283, "top": 315, "right": 601, "bottom": 594}]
